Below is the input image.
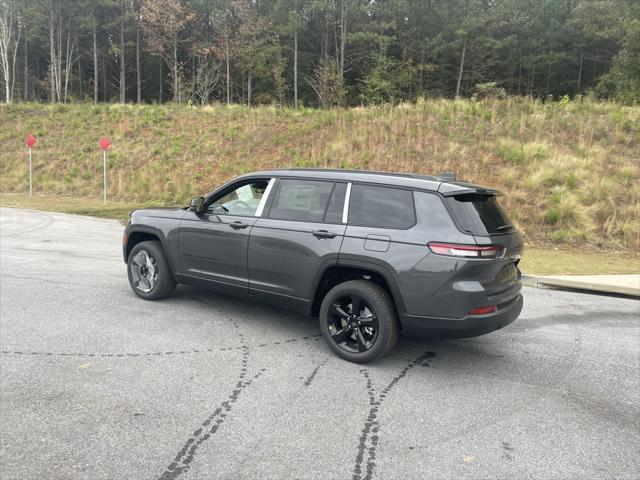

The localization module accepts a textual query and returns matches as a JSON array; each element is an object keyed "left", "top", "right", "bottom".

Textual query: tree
[
  {"left": 42, "top": 0, "right": 78, "bottom": 103},
  {"left": 188, "top": 52, "right": 220, "bottom": 104},
  {"left": 140, "top": 0, "right": 191, "bottom": 102},
  {"left": 118, "top": 0, "right": 126, "bottom": 103},
  {"left": 0, "top": 0, "right": 22, "bottom": 102},
  {"left": 235, "top": 3, "right": 279, "bottom": 106},
  {"left": 1, "top": 0, "right": 638, "bottom": 105},
  {"left": 209, "top": 0, "right": 244, "bottom": 104},
  {"left": 360, "top": 52, "right": 410, "bottom": 105},
  {"left": 596, "top": 18, "right": 640, "bottom": 103},
  {"left": 309, "top": 57, "right": 344, "bottom": 107}
]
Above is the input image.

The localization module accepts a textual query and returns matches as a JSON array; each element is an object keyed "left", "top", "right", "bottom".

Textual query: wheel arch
[
  {"left": 310, "top": 261, "right": 405, "bottom": 317},
  {"left": 124, "top": 227, "right": 176, "bottom": 273}
]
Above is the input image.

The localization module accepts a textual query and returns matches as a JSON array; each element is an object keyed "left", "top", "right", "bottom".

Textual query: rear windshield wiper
[{"left": 497, "top": 224, "right": 513, "bottom": 231}]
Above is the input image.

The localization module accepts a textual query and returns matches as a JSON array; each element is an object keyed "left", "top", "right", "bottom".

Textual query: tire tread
[
  {"left": 127, "top": 240, "right": 176, "bottom": 300},
  {"left": 319, "top": 279, "right": 399, "bottom": 363}
]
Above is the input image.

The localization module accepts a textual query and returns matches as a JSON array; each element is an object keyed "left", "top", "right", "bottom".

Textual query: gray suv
[{"left": 123, "top": 169, "right": 524, "bottom": 362}]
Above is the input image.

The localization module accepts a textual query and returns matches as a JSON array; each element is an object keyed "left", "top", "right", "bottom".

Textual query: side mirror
[{"left": 190, "top": 196, "right": 205, "bottom": 214}]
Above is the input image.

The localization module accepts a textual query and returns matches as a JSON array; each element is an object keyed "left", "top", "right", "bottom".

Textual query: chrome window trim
[
  {"left": 255, "top": 177, "right": 276, "bottom": 217},
  {"left": 342, "top": 182, "right": 352, "bottom": 224}
]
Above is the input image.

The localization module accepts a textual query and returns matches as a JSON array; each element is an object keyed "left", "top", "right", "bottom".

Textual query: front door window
[{"left": 209, "top": 181, "right": 269, "bottom": 217}]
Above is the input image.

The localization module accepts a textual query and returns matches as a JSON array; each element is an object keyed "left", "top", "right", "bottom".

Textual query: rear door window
[
  {"left": 348, "top": 184, "right": 415, "bottom": 229},
  {"left": 445, "top": 193, "right": 514, "bottom": 235},
  {"left": 268, "top": 179, "right": 334, "bottom": 223}
]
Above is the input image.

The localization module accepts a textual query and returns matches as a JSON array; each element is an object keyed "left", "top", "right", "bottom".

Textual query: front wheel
[
  {"left": 127, "top": 240, "right": 176, "bottom": 300},
  {"left": 319, "top": 280, "right": 399, "bottom": 363}
]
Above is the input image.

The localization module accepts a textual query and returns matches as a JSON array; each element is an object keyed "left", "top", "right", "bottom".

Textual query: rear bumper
[{"left": 400, "top": 294, "right": 523, "bottom": 338}]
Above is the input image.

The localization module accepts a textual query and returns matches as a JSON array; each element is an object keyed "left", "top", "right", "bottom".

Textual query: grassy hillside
[{"left": 0, "top": 99, "right": 638, "bottom": 251}]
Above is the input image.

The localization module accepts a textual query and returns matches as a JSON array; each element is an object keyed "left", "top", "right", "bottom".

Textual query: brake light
[
  {"left": 468, "top": 305, "right": 497, "bottom": 315},
  {"left": 428, "top": 242, "right": 503, "bottom": 258}
]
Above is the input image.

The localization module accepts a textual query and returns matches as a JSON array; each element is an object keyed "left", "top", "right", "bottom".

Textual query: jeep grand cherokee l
[{"left": 123, "top": 169, "right": 524, "bottom": 363}]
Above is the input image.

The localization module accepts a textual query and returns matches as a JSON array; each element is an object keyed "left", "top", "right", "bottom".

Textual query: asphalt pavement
[{"left": 1, "top": 207, "right": 639, "bottom": 480}]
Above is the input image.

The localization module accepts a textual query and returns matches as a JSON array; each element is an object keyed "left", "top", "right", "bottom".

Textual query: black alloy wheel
[{"left": 320, "top": 280, "right": 399, "bottom": 363}]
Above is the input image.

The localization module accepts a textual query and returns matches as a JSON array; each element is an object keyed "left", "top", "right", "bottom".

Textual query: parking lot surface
[{"left": 1, "top": 207, "right": 639, "bottom": 480}]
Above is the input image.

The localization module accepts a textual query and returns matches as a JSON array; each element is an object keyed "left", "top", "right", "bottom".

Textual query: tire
[
  {"left": 127, "top": 240, "right": 176, "bottom": 300},
  {"left": 319, "top": 280, "right": 399, "bottom": 363}
]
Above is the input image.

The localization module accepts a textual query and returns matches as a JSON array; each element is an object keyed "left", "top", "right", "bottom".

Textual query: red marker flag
[
  {"left": 25, "top": 134, "right": 36, "bottom": 148},
  {"left": 99, "top": 137, "right": 111, "bottom": 151}
]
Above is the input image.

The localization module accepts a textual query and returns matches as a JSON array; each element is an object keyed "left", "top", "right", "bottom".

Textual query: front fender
[{"left": 123, "top": 223, "right": 179, "bottom": 274}]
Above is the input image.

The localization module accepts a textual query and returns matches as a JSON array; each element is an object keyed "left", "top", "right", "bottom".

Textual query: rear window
[
  {"left": 348, "top": 184, "right": 415, "bottom": 229},
  {"left": 446, "top": 193, "right": 514, "bottom": 235}
]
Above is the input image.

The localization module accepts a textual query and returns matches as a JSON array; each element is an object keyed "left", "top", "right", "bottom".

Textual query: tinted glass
[
  {"left": 413, "top": 191, "right": 458, "bottom": 231},
  {"left": 324, "top": 183, "right": 347, "bottom": 224},
  {"left": 269, "top": 179, "right": 334, "bottom": 222},
  {"left": 208, "top": 180, "right": 269, "bottom": 216},
  {"left": 348, "top": 184, "right": 415, "bottom": 229},
  {"left": 445, "top": 193, "right": 514, "bottom": 235}
]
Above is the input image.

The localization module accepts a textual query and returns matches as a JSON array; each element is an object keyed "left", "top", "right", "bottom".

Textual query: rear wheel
[
  {"left": 127, "top": 240, "right": 176, "bottom": 300},
  {"left": 319, "top": 280, "right": 399, "bottom": 363}
]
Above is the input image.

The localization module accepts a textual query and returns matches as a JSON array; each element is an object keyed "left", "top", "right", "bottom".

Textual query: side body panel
[
  {"left": 338, "top": 190, "right": 518, "bottom": 321},
  {"left": 248, "top": 218, "right": 346, "bottom": 309},
  {"left": 177, "top": 210, "right": 258, "bottom": 290}
]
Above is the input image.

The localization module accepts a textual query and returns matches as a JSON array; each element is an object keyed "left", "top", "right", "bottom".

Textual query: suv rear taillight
[
  {"left": 468, "top": 305, "right": 497, "bottom": 315},
  {"left": 428, "top": 242, "right": 504, "bottom": 258}
]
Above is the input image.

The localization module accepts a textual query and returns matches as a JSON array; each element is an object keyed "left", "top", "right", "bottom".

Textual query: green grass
[
  {"left": 1, "top": 99, "right": 638, "bottom": 250},
  {"left": 0, "top": 193, "right": 152, "bottom": 225},
  {"left": 2, "top": 194, "right": 638, "bottom": 276},
  {"left": 520, "top": 247, "right": 640, "bottom": 275}
]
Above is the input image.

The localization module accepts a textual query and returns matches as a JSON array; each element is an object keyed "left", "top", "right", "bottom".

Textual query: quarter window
[
  {"left": 348, "top": 184, "right": 415, "bottom": 229},
  {"left": 268, "top": 179, "right": 335, "bottom": 222},
  {"left": 324, "top": 183, "right": 347, "bottom": 224}
]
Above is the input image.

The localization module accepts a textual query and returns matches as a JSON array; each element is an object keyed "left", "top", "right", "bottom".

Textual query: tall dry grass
[{"left": 0, "top": 98, "right": 638, "bottom": 250}]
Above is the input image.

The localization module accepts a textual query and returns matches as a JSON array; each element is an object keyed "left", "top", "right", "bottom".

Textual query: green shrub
[
  {"left": 545, "top": 208, "right": 561, "bottom": 224},
  {"left": 472, "top": 82, "right": 507, "bottom": 100}
]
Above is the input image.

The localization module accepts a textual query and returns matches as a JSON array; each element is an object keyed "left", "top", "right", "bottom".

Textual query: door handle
[
  {"left": 313, "top": 230, "right": 337, "bottom": 239},
  {"left": 229, "top": 221, "right": 249, "bottom": 229}
]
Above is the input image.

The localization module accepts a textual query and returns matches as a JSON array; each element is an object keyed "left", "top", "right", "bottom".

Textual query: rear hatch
[{"left": 444, "top": 191, "right": 523, "bottom": 304}]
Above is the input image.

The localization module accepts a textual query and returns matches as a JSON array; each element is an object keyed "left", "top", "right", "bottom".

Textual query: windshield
[{"left": 446, "top": 193, "right": 514, "bottom": 235}]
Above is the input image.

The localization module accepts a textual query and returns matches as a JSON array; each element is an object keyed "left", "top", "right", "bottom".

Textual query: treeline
[{"left": 0, "top": 0, "right": 639, "bottom": 106}]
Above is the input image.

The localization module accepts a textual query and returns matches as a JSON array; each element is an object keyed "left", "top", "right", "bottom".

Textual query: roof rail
[
  {"left": 437, "top": 172, "right": 456, "bottom": 181},
  {"left": 284, "top": 168, "right": 416, "bottom": 178}
]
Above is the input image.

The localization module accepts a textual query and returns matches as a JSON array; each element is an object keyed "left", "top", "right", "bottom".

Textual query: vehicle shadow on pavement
[
  {"left": 170, "top": 284, "right": 320, "bottom": 333},
  {"left": 167, "top": 284, "right": 520, "bottom": 366}
]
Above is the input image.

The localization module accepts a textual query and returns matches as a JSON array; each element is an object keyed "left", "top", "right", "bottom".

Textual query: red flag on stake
[
  {"left": 99, "top": 137, "right": 111, "bottom": 151},
  {"left": 25, "top": 133, "right": 36, "bottom": 148}
]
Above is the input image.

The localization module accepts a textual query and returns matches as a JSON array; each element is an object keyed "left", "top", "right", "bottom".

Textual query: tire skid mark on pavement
[
  {"left": 0, "top": 209, "right": 55, "bottom": 237},
  {"left": 1, "top": 248, "right": 118, "bottom": 262},
  {"left": 155, "top": 297, "right": 270, "bottom": 480},
  {"left": 1, "top": 273, "right": 123, "bottom": 289},
  {"left": 352, "top": 351, "right": 436, "bottom": 480},
  {"left": 156, "top": 318, "right": 264, "bottom": 480},
  {"left": 0, "top": 335, "right": 323, "bottom": 360},
  {"left": 230, "top": 352, "right": 340, "bottom": 479},
  {"left": 303, "top": 355, "right": 330, "bottom": 387}
]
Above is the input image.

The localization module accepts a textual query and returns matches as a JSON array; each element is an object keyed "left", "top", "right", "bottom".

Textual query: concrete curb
[
  {"left": 522, "top": 275, "right": 540, "bottom": 288},
  {"left": 522, "top": 274, "right": 640, "bottom": 297}
]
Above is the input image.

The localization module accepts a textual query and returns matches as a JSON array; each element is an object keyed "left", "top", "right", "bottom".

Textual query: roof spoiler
[{"left": 438, "top": 180, "right": 501, "bottom": 197}]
